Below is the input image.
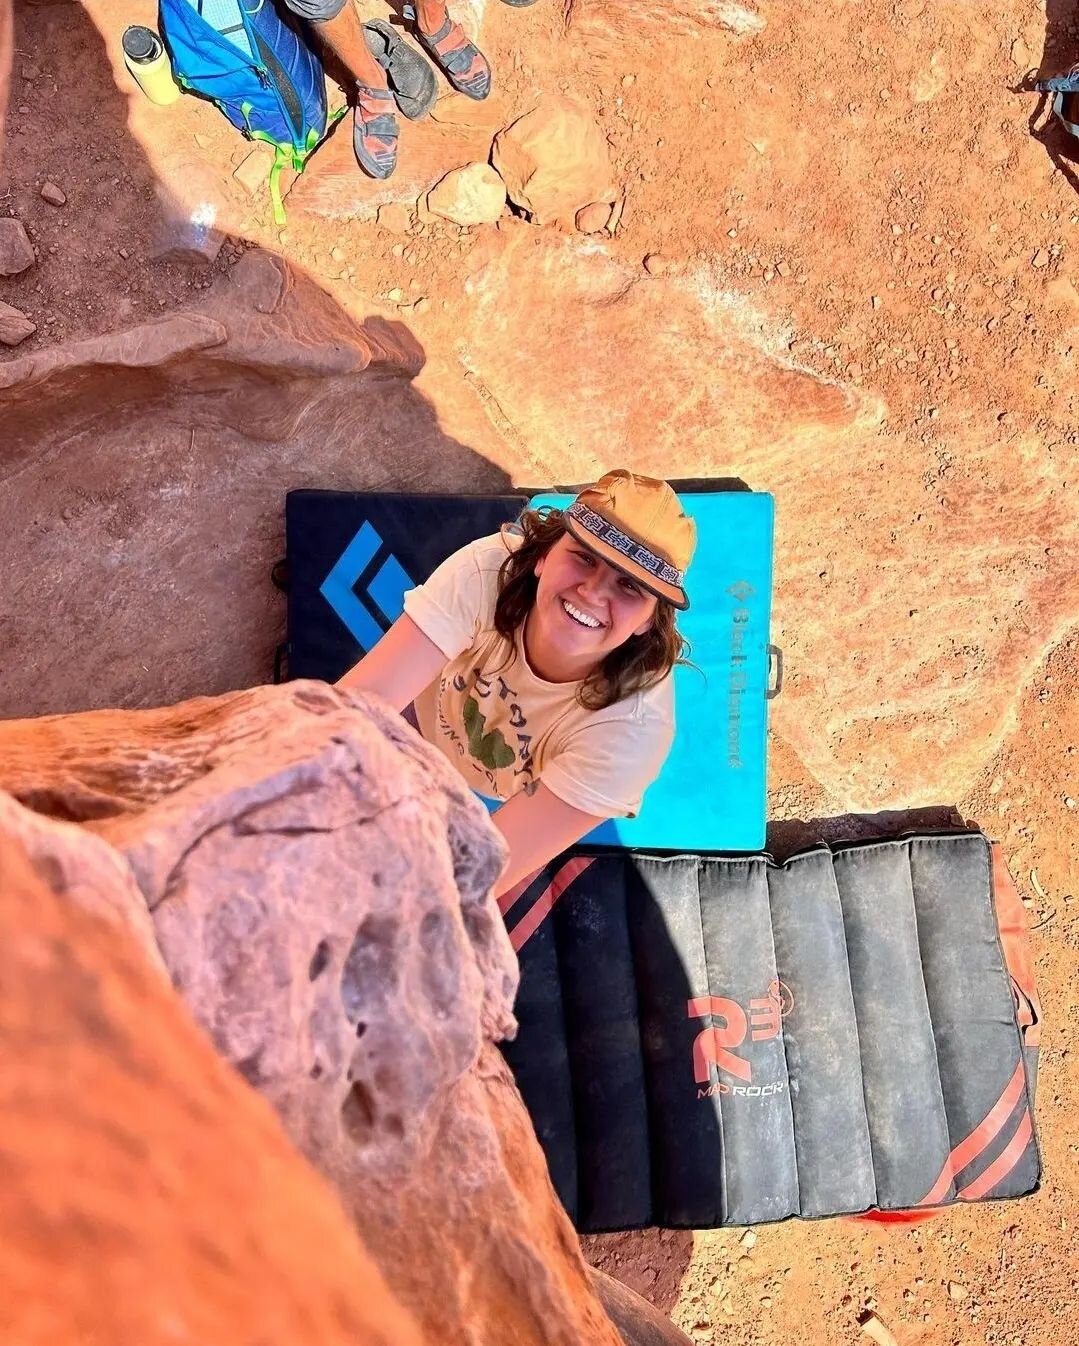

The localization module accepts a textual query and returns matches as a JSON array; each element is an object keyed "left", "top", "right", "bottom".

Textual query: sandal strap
[
  {"left": 361, "top": 113, "right": 399, "bottom": 137},
  {"left": 422, "top": 21, "right": 475, "bottom": 75},
  {"left": 422, "top": 16, "right": 455, "bottom": 47}
]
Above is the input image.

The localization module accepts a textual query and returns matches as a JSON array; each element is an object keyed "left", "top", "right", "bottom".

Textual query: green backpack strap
[
  {"left": 269, "top": 143, "right": 291, "bottom": 227},
  {"left": 230, "top": 103, "right": 346, "bottom": 227}
]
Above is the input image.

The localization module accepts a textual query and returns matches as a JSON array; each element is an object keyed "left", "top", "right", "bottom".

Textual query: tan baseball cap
[{"left": 563, "top": 469, "right": 696, "bottom": 610}]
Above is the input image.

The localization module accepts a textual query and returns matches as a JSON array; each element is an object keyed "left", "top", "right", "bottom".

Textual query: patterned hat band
[{"left": 566, "top": 501, "right": 684, "bottom": 586}]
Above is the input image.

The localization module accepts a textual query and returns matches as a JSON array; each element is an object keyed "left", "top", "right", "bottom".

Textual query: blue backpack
[{"left": 160, "top": 0, "right": 333, "bottom": 223}]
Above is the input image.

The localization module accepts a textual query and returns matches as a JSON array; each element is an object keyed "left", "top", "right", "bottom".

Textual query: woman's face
[{"left": 529, "top": 533, "right": 658, "bottom": 679}]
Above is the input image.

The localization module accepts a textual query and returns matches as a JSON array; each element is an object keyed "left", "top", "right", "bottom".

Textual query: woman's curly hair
[{"left": 492, "top": 507, "right": 689, "bottom": 711}]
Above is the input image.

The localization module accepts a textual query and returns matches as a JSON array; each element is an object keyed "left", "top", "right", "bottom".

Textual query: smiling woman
[{"left": 337, "top": 471, "right": 696, "bottom": 897}]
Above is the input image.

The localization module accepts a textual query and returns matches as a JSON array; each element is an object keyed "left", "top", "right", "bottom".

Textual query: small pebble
[{"left": 40, "top": 180, "right": 67, "bottom": 206}]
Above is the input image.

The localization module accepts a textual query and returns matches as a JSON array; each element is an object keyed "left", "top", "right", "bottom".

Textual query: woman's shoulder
[
  {"left": 430, "top": 530, "right": 513, "bottom": 586},
  {"left": 591, "top": 672, "right": 675, "bottom": 730},
  {"left": 452, "top": 528, "right": 518, "bottom": 573}
]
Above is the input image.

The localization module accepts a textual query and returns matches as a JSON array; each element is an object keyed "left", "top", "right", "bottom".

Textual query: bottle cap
[{"left": 122, "top": 25, "right": 161, "bottom": 64}]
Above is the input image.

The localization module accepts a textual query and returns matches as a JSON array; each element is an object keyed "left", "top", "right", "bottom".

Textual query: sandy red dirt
[{"left": 1, "top": 0, "right": 1077, "bottom": 1343}]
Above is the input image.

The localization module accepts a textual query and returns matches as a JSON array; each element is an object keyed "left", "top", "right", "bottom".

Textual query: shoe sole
[{"left": 363, "top": 19, "right": 438, "bottom": 121}]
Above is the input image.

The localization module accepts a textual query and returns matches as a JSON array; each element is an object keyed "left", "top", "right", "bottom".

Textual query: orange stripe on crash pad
[
  {"left": 497, "top": 867, "right": 544, "bottom": 917},
  {"left": 917, "top": 1158, "right": 956, "bottom": 1209},
  {"left": 508, "top": 858, "right": 595, "bottom": 954},
  {"left": 948, "top": 1061, "right": 1027, "bottom": 1177},
  {"left": 917, "top": 1060, "right": 1028, "bottom": 1206},
  {"left": 958, "top": 1108, "right": 1034, "bottom": 1202}
]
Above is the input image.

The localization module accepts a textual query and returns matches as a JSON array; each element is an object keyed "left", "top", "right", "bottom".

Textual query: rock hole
[
  {"left": 308, "top": 938, "right": 331, "bottom": 981},
  {"left": 235, "top": 1050, "right": 264, "bottom": 1086},
  {"left": 341, "top": 1080, "right": 377, "bottom": 1143},
  {"left": 419, "top": 909, "right": 460, "bottom": 1014},
  {"left": 309, "top": 1061, "right": 324, "bottom": 1080},
  {"left": 355, "top": 1021, "right": 367, "bottom": 1039},
  {"left": 341, "top": 914, "right": 399, "bottom": 1020}
]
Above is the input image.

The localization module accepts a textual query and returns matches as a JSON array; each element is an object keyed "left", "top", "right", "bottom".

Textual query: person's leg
[
  {"left": 284, "top": 0, "right": 399, "bottom": 178},
  {"left": 404, "top": 0, "right": 491, "bottom": 100},
  {"left": 413, "top": 0, "right": 448, "bottom": 30}
]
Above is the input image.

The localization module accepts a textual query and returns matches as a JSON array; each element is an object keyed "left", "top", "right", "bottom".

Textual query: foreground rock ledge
[
  {"left": 0, "top": 804, "right": 425, "bottom": 1346},
  {"left": 0, "top": 681, "right": 624, "bottom": 1346}
]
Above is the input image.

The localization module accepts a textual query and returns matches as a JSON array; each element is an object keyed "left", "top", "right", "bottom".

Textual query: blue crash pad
[
  {"left": 283, "top": 487, "right": 775, "bottom": 850},
  {"left": 524, "top": 491, "right": 775, "bottom": 851}
]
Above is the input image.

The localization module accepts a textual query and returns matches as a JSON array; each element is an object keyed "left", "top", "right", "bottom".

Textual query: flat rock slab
[
  {"left": 0, "top": 251, "right": 508, "bottom": 721},
  {"left": 291, "top": 114, "right": 495, "bottom": 220}
]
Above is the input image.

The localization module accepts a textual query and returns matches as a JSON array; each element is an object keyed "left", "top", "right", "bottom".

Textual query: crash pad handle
[{"left": 766, "top": 644, "right": 783, "bottom": 699}]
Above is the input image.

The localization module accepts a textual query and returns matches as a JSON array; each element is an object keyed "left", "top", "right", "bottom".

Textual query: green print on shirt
[{"left": 463, "top": 695, "right": 516, "bottom": 771}]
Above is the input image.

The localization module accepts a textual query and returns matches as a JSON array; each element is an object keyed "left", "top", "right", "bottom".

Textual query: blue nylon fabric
[
  {"left": 160, "top": 0, "right": 327, "bottom": 150},
  {"left": 482, "top": 491, "right": 776, "bottom": 852}
]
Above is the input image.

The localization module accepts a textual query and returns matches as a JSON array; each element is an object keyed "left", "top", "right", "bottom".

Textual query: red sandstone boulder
[
  {"left": 492, "top": 97, "right": 617, "bottom": 225},
  {"left": 0, "top": 802, "right": 425, "bottom": 1346},
  {"left": 0, "top": 681, "right": 624, "bottom": 1346}
]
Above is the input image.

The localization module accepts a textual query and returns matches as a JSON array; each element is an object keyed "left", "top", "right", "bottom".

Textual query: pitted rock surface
[
  {"left": 0, "top": 681, "right": 623, "bottom": 1346},
  {"left": 0, "top": 808, "right": 425, "bottom": 1346}
]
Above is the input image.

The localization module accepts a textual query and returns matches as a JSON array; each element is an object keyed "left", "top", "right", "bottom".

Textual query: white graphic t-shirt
[{"left": 403, "top": 531, "right": 675, "bottom": 817}]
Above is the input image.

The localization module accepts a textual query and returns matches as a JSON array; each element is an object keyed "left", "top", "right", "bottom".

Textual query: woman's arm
[
  {"left": 336, "top": 614, "right": 447, "bottom": 711},
  {"left": 340, "top": 628, "right": 602, "bottom": 897},
  {"left": 490, "top": 783, "right": 605, "bottom": 898}
]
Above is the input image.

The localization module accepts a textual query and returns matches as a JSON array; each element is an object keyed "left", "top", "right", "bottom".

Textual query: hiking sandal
[
  {"left": 401, "top": 3, "right": 491, "bottom": 101},
  {"left": 363, "top": 18, "right": 438, "bottom": 121},
  {"left": 354, "top": 83, "right": 399, "bottom": 179}
]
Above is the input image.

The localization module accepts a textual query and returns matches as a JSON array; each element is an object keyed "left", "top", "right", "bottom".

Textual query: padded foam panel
[
  {"left": 499, "top": 832, "right": 1040, "bottom": 1231},
  {"left": 529, "top": 490, "right": 774, "bottom": 850},
  {"left": 282, "top": 487, "right": 776, "bottom": 850},
  {"left": 284, "top": 490, "right": 525, "bottom": 682}
]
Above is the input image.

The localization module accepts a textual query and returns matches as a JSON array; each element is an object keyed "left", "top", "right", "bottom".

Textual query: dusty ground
[{"left": 2, "top": 0, "right": 1077, "bottom": 1343}]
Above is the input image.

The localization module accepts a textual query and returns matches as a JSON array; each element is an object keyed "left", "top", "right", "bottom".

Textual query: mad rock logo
[{"left": 689, "top": 980, "right": 794, "bottom": 1100}]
